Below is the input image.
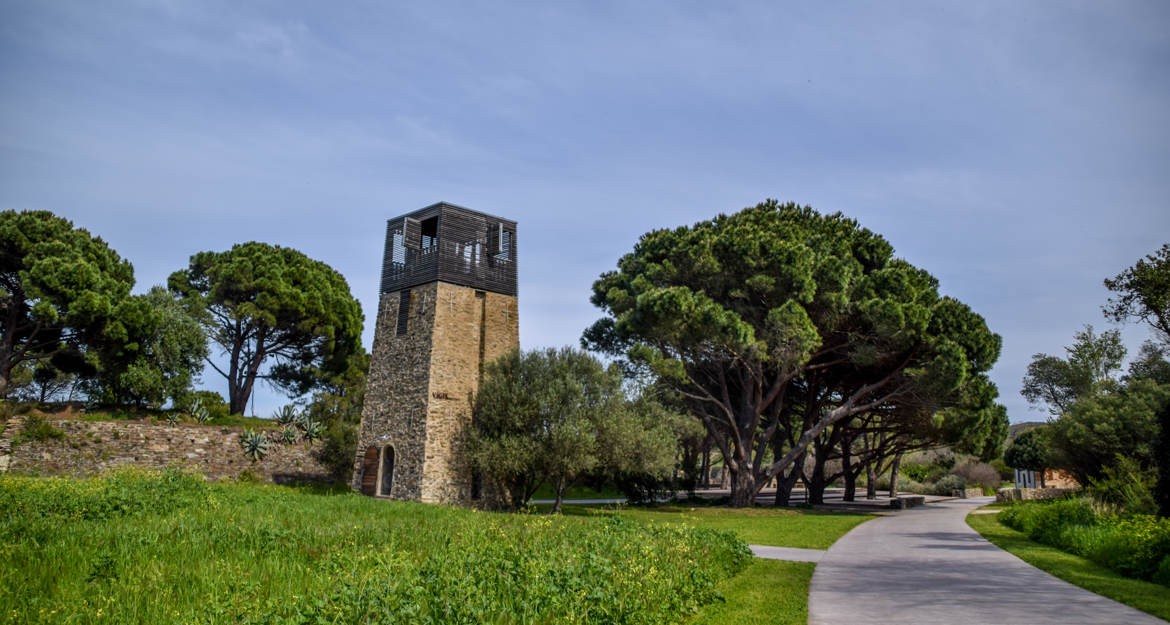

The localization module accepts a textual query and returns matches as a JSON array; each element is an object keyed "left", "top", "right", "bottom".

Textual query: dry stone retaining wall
[
  {"left": 996, "top": 487, "right": 1079, "bottom": 502},
  {"left": 0, "top": 416, "right": 332, "bottom": 483}
]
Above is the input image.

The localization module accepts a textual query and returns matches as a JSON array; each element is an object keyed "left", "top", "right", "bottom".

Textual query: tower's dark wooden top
[{"left": 380, "top": 202, "right": 518, "bottom": 296}]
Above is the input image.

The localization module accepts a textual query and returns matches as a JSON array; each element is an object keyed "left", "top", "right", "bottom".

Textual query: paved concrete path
[
  {"left": 809, "top": 496, "right": 1167, "bottom": 625},
  {"left": 748, "top": 545, "right": 825, "bottom": 562}
]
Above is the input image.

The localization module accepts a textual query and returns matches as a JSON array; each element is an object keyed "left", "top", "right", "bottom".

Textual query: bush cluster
[
  {"left": 1000, "top": 497, "right": 1170, "bottom": 586},
  {"left": 0, "top": 471, "right": 750, "bottom": 624},
  {"left": 932, "top": 474, "right": 967, "bottom": 496},
  {"left": 951, "top": 461, "right": 1001, "bottom": 490},
  {"left": 15, "top": 414, "right": 64, "bottom": 444},
  {"left": 895, "top": 453, "right": 1006, "bottom": 496}
]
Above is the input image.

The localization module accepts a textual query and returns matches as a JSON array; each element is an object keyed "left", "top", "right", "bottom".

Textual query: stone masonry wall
[
  {"left": 420, "top": 283, "right": 518, "bottom": 504},
  {"left": 352, "top": 283, "right": 437, "bottom": 499},
  {"left": 0, "top": 417, "right": 332, "bottom": 483},
  {"left": 354, "top": 280, "right": 519, "bottom": 506}
]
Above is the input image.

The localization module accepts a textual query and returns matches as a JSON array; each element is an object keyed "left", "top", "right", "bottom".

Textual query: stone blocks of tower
[{"left": 354, "top": 203, "right": 518, "bottom": 506}]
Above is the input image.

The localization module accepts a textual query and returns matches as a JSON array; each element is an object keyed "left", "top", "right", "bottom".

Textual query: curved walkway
[{"left": 809, "top": 496, "right": 1167, "bottom": 625}]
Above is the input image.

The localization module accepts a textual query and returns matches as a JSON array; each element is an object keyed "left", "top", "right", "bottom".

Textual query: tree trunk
[
  {"left": 700, "top": 445, "right": 711, "bottom": 488},
  {"left": 888, "top": 452, "right": 903, "bottom": 499},
  {"left": 865, "top": 457, "right": 877, "bottom": 500},
  {"left": 552, "top": 475, "right": 566, "bottom": 514},
  {"left": 841, "top": 436, "right": 855, "bottom": 502},
  {"left": 1039, "top": 469, "right": 1046, "bottom": 489},
  {"left": 808, "top": 451, "right": 827, "bottom": 505},
  {"left": 773, "top": 449, "right": 807, "bottom": 508},
  {"left": 729, "top": 467, "right": 756, "bottom": 507}
]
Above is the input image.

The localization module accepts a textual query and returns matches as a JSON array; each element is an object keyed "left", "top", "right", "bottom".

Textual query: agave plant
[
  {"left": 279, "top": 426, "right": 298, "bottom": 445},
  {"left": 300, "top": 418, "right": 324, "bottom": 444},
  {"left": 273, "top": 404, "right": 299, "bottom": 426},
  {"left": 164, "top": 412, "right": 181, "bottom": 425},
  {"left": 239, "top": 428, "right": 271, "bottom": 462},
  {"left": 190, "top": 398, "right": 211, "bottom": 424}
]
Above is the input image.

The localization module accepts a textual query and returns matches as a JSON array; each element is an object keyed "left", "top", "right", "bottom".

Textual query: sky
[{"left": 2, "top": 2, "right": 1168, "bottom": 423}]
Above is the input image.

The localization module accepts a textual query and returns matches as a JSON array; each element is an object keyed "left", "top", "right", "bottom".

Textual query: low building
[{"left": 1013, "top": 468, "right": 1078, "bottom": 489}]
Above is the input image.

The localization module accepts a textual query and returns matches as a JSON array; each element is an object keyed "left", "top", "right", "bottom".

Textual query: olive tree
[{"left": 470, "top": 347, "right": 680, "bottom": 512}]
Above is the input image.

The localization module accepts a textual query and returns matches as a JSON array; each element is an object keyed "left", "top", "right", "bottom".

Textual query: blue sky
[{"left": 2, "top": 2, "right": 1168, "bottom": 422}]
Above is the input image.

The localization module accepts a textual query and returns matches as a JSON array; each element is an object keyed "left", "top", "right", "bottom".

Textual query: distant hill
[{"left": 1008, "top": 421, "right": 1047, "bottom": 441}]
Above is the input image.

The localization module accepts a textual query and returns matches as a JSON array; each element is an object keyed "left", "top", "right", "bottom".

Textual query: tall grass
[
  {"left": 999, "top": 496, "right": 1170, "bottom": 586},
  {"left": 0, "top": 469, "right": 750, "bottom": 624}
]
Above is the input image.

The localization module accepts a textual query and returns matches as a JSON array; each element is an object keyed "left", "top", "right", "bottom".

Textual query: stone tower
[{"left": 353, "top": 202, "right": 518, "bottom": 505}]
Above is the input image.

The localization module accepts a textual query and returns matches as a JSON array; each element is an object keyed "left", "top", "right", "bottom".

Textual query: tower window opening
[
  {"left": 421, "top": 216, "right": 439, "bottom": 249},
  {"left": 396, "top": 290, "right": 411, "bottom": 335}
]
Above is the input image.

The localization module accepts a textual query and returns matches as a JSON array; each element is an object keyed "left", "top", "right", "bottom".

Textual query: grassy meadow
[
  {"left": 578, "top": 505, "right": 875, "bottom": 550},
  {"left": 0, "top": 469, "right": 751, "bottom": 625}
]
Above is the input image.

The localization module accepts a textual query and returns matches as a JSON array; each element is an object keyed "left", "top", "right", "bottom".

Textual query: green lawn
[
  {"left": 967, "top": 510, "right": 1170, "bottom": 622},
  {"left": 689, "top": 559, "right": 814, "bottom": 625},
  {"left": 555, "top": 503, "right": 874, "bottom": 624},
  {"left": 559, "top": 504, "right": 875, "bottom": 549},
  {"left": 2, "top": 470, "right": 875, "bottom": 624},
  {"left": 0, "top": 470, "right": 750, "bottom": 624},
  {"left": 529, "top": 482, "right": 624, "bottom": 500}
]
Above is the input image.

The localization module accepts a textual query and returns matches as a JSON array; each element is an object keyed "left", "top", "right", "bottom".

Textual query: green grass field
[
  {"left": 1, "top": 470, "right": 750, "bottom": 624},
  {"left": 559, "top": 504, "right": 875, "bottom": 549},
  {"left": 689, "top": 559, "right": 815, "bottom": 625},
  {"left": 967, "top": 510, "right": 1170, "bottom": 622},
  {"left": 529, "top": 482, "right": 624, "bottom": 500},
  {"left": 553, "top": 503, "right": 874, "bottom": 625},
  {"left": 1, "top": 470, "right": 875, "bottom": 624}
]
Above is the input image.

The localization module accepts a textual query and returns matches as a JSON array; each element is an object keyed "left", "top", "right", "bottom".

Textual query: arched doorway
[
  {"left": 359, "top": 446, "right": 378, "bottom": 496},
  {"left": 378, "top": 446, "right": 395, "bottom": 496}
]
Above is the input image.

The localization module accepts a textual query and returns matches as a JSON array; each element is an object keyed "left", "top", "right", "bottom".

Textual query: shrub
[
  {"left": 273, "top": 404, "right": 299, "bottom": 426},
  {"left": 1156, "top": 555, "right": 1170, "bottom": 587},
  {"left": 898, "top": 478, "right": 931, "bottom": 495},
  {"left": 613, "top": 471, "right": 675, "bottom": 505},
  {"left": 300, "top": 418, "right": 324, "bottom": 444},
  {"left": 902, "top": 465, "right": 933, "bottom": 482},
  {"left": 1000, "top": 496, "right": 1170, "bottom": 586},
  {"left": 1089, "top": 455, "right": 1157, "bottom": 516},
  {"left": 933, "top": 474, "right": 967, "bottom": 496},
  {"left": 951, "top": 461, "right": 1001, "bottom": 489},
  {"left": 190, "top": 398, "right": 211, "bottom": 424},
  {"left": 991, "top": 458, "right": 1015, "bottom": 481},
  {"left": 238, "top": 428, "right": 271, "bottom": 462},
  {"left": 18, "top": 414, "right": 64, "bottom": 443},
  {"left": 315, "top": 421, "right": 358, "bottom": 482},
  {"left": 279, "top": 426, "right": 299, "bottom": 444},
  {"left": 180, "top": 390, "right": 227, "bottom": 415}
]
